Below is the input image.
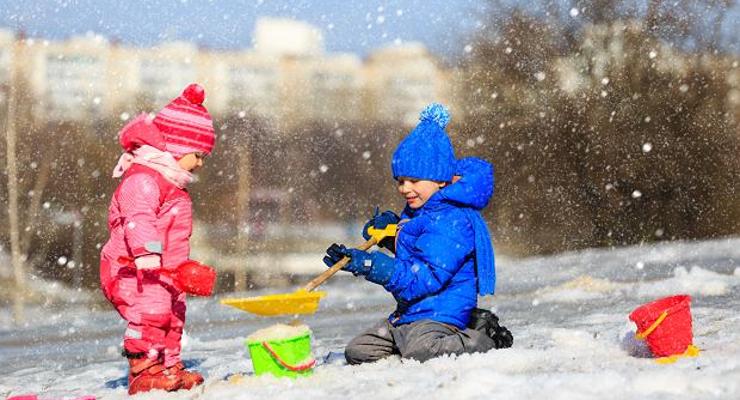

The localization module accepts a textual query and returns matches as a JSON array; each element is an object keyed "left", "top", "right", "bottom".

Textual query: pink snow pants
[{"left": 101, "top": 254, "right": 186, "bottom": 367}]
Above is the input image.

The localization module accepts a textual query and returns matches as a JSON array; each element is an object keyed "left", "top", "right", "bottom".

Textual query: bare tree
[
  {"left": 3, "top": 38, "right": 26, "bottom": 324},
  {"left": 458, "top": 0, "right": 740, "bottom": 255}
]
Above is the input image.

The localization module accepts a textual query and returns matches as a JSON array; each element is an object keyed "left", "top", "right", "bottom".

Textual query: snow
[
  {"left": 246, "top": 324, "right": 311, "bottom": 342},
  {"left": 1, "top": 237, "right": 740, "bottom": 399}
]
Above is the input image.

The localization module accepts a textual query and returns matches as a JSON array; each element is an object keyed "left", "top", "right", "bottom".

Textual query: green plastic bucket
[{"left": 246, "top": 332, "right": 316, "bottom": 378}]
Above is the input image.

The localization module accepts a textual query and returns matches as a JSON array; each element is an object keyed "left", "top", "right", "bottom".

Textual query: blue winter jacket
[{"left": 383, "top": 157, "right": 496, "bottom": 329}]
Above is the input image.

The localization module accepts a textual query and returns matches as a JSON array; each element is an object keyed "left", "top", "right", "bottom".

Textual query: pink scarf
[{"left": 112, "top": 145, "right": 193, "bottom": 189}]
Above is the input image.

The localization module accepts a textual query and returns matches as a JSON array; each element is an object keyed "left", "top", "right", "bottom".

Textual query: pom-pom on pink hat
[{"left": 153, "top": 83, "right": 216, "bottom": 157}]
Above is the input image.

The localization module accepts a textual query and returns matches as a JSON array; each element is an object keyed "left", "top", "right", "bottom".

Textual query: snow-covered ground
[{"left": 1, "top": 237, "right": 739, "bottom": 399}]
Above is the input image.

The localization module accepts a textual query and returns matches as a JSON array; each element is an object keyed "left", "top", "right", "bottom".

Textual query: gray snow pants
[{"left": 345, "top": 319, "right": 496, "bottom": 364}]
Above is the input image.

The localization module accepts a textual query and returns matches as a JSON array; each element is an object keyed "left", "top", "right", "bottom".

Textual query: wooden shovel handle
[{"left": 302, "top": 237, "right": 377, "bottom": 292}]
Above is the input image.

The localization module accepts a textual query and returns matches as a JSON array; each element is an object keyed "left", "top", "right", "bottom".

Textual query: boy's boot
[
  {"left": 128, "top": 356, "right": 184, "bottom": 395},
  {"left": 168, "top": 362, "right": 204, "bottom": 389},
  {"left": 468, "top": 308, "right": 514, "bottom": 349}
]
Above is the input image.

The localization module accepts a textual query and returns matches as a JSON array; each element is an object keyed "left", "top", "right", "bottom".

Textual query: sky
[{"left": 0, "top": 0, "right": 488, "bottom": 58}]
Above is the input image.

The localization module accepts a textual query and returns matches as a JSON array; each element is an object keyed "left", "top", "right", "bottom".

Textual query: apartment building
[
  {"left": 0, "top": 29, "right": 11, "bottom": 83},
  {"left": 27, "top": 34, "right": 111, "bottom": 120},
  {"left": 365, "top": 42, "right": 450, "bottom": 126},
  {"left": 0, "top": 29, "right": 12, "bottom": 105},
  {"left": 0, "top": 19, "right": 452, "bottom": 127},
  {"left": 253, "top": 17, "right": 323, "bottom": 58},
  {"left": 203, "top": 49, "right": 281, "bottom": 119},
  {"left": 307, "top": 53, "right": 364, "bottom": 123}
]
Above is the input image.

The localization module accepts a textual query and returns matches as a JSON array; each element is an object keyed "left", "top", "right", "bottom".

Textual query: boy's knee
[
  {"left": 344, "top": 344, "right": 366, "bottom": 365},
  {"left": 345, "top": 341, "right": 375, "bottom": 365},
  {"left": 345, "top": 340, "right": 391, "bottom": 365}
]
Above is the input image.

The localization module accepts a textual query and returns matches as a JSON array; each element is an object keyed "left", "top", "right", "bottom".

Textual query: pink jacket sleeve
[{"left": 117, "top": 173, "right": 163, "bottom": 258}]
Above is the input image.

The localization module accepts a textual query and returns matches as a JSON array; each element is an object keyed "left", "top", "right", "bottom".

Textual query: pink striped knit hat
[{"left": 153, "top": 83, "right": 216, "bottom": 157}]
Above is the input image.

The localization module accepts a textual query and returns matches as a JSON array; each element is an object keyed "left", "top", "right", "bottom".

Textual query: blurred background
[{"left": 0, "top": 0, "right": 738, "bottom": 325}]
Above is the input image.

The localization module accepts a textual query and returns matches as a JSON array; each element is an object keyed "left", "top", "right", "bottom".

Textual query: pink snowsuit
[{"left": 100, "top": 162, "right": 193, "bottom": 367}]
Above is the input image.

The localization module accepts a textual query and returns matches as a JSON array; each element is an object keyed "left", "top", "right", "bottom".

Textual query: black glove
[
  {"left": 323, "top": 243, "right": 353, "bottom": 271},
  {"left": 468, "top": 308, "right": 513, "bottom": 349},
  {"left": 322, "top": 243, "right": 395, "bottom": 285}
]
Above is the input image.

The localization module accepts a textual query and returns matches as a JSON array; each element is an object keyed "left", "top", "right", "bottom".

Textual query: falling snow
[{"left": 0, "top": 2, "right": 738, "bottom": 399}]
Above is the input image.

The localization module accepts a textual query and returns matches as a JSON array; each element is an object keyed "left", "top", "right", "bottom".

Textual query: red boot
[
  {"left": 128, "top": 357, "right": 184, "bottom": 395},
  {"left": 169, "top": 362, "right": 204, "bottom": 389}
]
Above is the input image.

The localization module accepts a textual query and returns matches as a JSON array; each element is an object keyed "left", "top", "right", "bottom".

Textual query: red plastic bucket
[{"left": 629, "top": 295, "right": 693, "bottom": 358}]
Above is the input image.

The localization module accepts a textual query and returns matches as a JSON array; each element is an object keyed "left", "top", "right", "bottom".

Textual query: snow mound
[
  {"left": 534, "top": 275, "right": 623, "bottom": 303},
  {"left": 635, "top": 266, "right": 740, "bottom": 298}
]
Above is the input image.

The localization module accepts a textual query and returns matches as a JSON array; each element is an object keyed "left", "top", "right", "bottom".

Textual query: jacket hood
[
  {"left": 438, "top": 157, "right": 494, "bottom": 210},
  {"left": 119, "top": 113, "right": 167, "bottom": 152}
]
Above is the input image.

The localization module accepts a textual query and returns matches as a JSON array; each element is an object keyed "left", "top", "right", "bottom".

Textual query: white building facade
[{"left": 0, "top": 19, "right": 452, "bottom": 127}]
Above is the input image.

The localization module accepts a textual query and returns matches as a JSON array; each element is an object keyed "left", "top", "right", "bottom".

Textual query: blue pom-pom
[{"left": 419, "top": 103, "right": 450, "bottom": 129}]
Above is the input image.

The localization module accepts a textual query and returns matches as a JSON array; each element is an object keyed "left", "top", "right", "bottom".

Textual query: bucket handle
[
  {"left": 635, "top": 311, "right": 668, "bottom": 340},
  {"left": 261, "top": 341, "right": 316, "bottom": 372}
]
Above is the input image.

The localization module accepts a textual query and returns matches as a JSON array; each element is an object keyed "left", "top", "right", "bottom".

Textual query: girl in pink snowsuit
[{"left": 100, "top": 83, "right": 215, "bottom": 394}]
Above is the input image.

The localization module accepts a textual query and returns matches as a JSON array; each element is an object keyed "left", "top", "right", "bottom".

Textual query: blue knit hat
[{"left": 391, "top": 103, "right": 456, "bottom": 182}]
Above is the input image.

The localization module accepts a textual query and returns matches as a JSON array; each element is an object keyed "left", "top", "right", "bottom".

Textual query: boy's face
[
  {"left": 397, "top": 177, "right": 446, "bottom": 209},
  {"left": 177, "top": 152, "right": 206, "bottom": 172}
]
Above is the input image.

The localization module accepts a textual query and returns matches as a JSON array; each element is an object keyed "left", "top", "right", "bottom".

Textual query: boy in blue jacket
[{"left": 324, "top": 103, "right": 512, "bottom": 364}]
